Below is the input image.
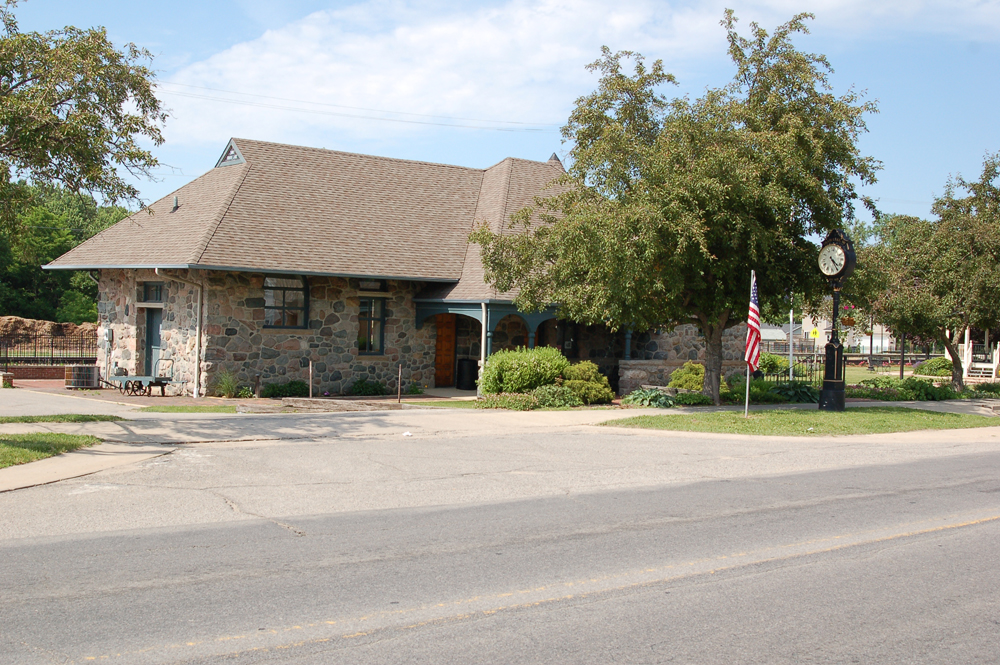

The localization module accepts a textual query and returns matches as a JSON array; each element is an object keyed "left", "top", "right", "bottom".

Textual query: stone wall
[
  {"left": 618, "top": 324, "right": 749, "bottom": 395},
  {"left": 202, "top": 273, "right": 435, "bottom": 395},
  {"left": 97, "top": 269, "right": 203, "bottom": 396}
]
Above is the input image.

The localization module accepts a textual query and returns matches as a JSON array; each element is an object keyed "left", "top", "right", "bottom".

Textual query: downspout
[{"left": 156, "top": 268, "right": 203, "bottom": 398}]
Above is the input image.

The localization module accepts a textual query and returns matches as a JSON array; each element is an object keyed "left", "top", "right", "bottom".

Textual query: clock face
[{"left": 819, "top": 243, "right": 846, "bottom": 276}]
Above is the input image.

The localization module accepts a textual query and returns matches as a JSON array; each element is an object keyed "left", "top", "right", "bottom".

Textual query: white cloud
[{"left": 157, "top": 0, "right": 1000, "bottom": 149}]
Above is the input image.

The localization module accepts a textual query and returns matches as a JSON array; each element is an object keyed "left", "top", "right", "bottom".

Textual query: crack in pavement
[{"left": 210, "top": 490, "right": 306, "bottom": 537}]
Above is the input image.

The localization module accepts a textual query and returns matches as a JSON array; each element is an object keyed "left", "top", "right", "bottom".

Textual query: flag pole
[
  {"left": 744, "top": 362, "right": 750, "bottom": 418},
  {"left": 744, "top": 269, "right": 756, "bottom": 419}
]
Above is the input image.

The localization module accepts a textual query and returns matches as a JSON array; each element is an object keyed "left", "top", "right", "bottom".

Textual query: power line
[{"left": 157, "top": 81, "right": 560, "bottom": 127}]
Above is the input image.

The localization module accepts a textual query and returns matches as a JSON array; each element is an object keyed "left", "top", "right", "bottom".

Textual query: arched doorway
[{"left": 433, "top": 313, "right": 483, "bottom": 387}]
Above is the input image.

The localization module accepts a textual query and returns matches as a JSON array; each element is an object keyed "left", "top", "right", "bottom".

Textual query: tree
[
  {"left": 0, "top": 0, "right": 164, "bottom": 236},
  {"left": 471, "top": 12, "right": 878, "bottom": 403},
  {"left": 858, "top": 155, "right": 1000, "bottom": 391},
  {"left": 0, "top": 184, "right": 127, "bottom": 322}
]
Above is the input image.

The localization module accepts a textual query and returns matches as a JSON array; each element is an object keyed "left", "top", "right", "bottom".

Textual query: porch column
[
  {"left": 477, "top": 303, "right": 488, "bottom": 397},
  {"left": 624, "top": 329, "right": 632, "bottom": 360},
  {"left": 527, "top": 332, "right": 535, "bottom": 349},
  {"left": 963, "top": 327, "right": 971, "bottom": 378}
]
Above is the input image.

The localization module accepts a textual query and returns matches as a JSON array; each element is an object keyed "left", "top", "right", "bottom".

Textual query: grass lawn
[
  {"left": 603, "top": 406, "right": 997, "bottom": 437},
  {"left": 138, "top": 405, "right": 238, "bottom": 413},
  {"left": 0, "top": 414, "right": 124, "bottom": 424},
  {"left": 406, "top": 400, "right": 478, "bottom": 409},
  {"left": 0, "top": 433, "right": 102, "bottom": 468}
]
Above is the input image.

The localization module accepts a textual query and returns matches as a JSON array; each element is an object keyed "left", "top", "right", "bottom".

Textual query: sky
[{"left": 15, "top": 0, "right": 1000, "bottom": 220}]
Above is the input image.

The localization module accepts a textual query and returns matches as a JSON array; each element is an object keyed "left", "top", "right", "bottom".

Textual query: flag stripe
[{"left": 745, "top": 272, "right": 761, "bottom": 372}]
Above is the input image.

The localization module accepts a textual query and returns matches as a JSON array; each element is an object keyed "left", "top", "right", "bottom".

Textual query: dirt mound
[{"left": 0, "top": 316, "right": 97, "bottom": 337}]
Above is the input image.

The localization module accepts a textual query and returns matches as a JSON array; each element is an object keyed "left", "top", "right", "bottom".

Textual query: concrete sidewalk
[
  {"left": 0, "top": 442, "right": 173, "bottom": 493},
  {"left": 2, "top": 392, "right": 999, "bottom": 495}
]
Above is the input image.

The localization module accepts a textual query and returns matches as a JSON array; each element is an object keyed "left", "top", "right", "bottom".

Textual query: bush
[
  {"left": 563, "top": 361, "right": 603, "bottom": 382},
  {"left": 349, "top": 378, "right": 387, "bottom": 396},
  {"left": 901, "top": 377, "right": 956, "bottom": 401},
  {"left": 673, "top": 392, "right": 713, "bottom": 406},
  {"left": 531, "top": 384, "right": 584, "bottom": 408},
  {"left": 912, "top": 357, "right": 954, "bottom": 377},
  {"left": 770, "top": 381, "right": 820, "bottom": 404},
  {"left": 668, "top": 361, "right": 704, "bottom": 391},
  {"left": 758, "top": 352, "right": 790, "bottom": 376},
  {"left": 561, "top": 360, "right": 615, "bottom": 404},
  {"left": 212, "top": 370, "right": 240, "bottom": 398},
  {"left": 974, "top": 382, "right": 1000, "bottom": 396},
  {"left": 480, "top": 347, "right": 570, "bottom": 395},
  {"left": 725, "top": 378, "right": 790, "bottom": 404},
  {"left": 846, "top": 384, "right": 903, "bottom": 400},
  {"left": 236, "top": 386, "right": 254, "bottom": 399},
  {"left": 621, "top": 388, "right": 674, "bottom": 408},
  {"left": 565, "top": 378, "right": 615, "bottom": 405},
  {"left": 405, "top": 383, "right": 424, "bottom": 395},
  {"left": 475, "top": 393, "right": 539, "bottom": 411},
  {"left": 261, "top": 380, "right": 310, "bottom": 398}
]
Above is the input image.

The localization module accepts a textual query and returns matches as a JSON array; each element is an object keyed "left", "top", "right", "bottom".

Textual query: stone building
[{"left": 47, "top": 138, "right": 746, "bottom": 397}]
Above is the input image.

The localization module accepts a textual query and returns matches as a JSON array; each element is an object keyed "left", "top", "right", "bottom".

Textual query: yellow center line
[{"left": 77, "top": 511, "right": 1000, "bottom": 663}]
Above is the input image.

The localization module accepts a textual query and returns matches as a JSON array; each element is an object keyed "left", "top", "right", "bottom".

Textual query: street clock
[{"left": 818, "top": 230, "right": 856, "bottom": 283}]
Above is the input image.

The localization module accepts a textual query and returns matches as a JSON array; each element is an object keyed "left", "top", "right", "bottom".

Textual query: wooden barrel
[{"left": 65, "top": 365, "right": 99, "bottom": 389}]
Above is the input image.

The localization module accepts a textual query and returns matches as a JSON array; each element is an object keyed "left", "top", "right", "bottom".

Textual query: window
[
  {"left": 141, "top": 282, "right": 164, "bottom": 302},
  {"left": 358, "top": 298, "right": 385, "bottom": 354},
  {"left": 264, "top": 276, "right": 308, "bottom": 328}
]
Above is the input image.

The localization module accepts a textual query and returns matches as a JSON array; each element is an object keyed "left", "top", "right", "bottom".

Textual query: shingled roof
[{"left": 46, "top": 139, "right": 565, "bottom": 296}]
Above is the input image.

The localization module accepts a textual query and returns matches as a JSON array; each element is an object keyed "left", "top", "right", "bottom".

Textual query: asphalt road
[{"left": 2, "top": 436, "right": 998, "bottom": 664}]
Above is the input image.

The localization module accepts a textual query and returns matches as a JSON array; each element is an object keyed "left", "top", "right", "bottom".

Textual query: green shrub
[
  {"left": 974, "top": 382, "right": 1000, "bottom": 396},
  {"left": 725, "top": 378, "right": 790, "bottom": 404},
  {"left": 475, "top": 393, "right": 539, "bottom": 411},
  {"left": 212, "top": 370, "right": 239, "bottom": 398},
  {"left": 673, "top": 392, "right": 713, "bottom": 406},
  {"left": 912, "top": 357, "right": 954, "bottom": 377},
  {"left": 565, "top": 378, "right": 615, "bottom": 405},
  {"left": 480, "top": 347, "right": 570, "bottom": 395},
  {"left": 236, "top": 386, "right": 254, "bottom": 399},
  {"left": 261, "top": 380, "right": 310, "bottom": 398},
  {"left": 846, "top": 384, "right": 903, "bottom": 400},
  {"left": 769, "top": 381, "right": 820, "bottom": 403},
  {"left": 901, "top": 377, "right": 956, "bottom": 401},
  {"left": 758, "top": 352, "right": 790, "bottom": 375},
  {"left": 668, "top": 361, "right": 704, "bottom": 391},
  {"left": 563, "top": 361, "right": 603, "bottom": 382},
  {"left": 531, "top": 384, "right": 584, "bottom": 408},
  {"left": 349, "top": 379, "right": 387, "bottom": 396},
  {"left": 405, "top": 383, "right": 424, "bottom": 395},
  {"left": 621, "top": 388, "right": 674, "bottom": 408}
]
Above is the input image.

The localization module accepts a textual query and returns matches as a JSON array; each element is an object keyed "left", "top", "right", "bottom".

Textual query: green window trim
[
  {"left": 264, "top": 275, "right": 309, "bottom": 329},
  {"left": 358, "top": 297, "right": 385, "bottom": 355}
]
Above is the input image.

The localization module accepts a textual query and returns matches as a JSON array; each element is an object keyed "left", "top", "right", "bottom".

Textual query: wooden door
[{"left": 434, "top": 314, "right": 457, "bottom": 387}]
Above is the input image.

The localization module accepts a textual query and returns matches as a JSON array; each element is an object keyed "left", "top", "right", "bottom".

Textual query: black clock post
[{"left": 818, "top": 230, "right": 857, "bottom": 412}]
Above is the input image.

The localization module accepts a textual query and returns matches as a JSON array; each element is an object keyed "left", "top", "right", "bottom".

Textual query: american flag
[{"left": 745, "top": 271, "right": 761, "bottom": 372}]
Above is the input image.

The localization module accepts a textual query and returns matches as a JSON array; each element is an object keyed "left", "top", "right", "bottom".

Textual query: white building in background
[{"left": 799, "top": 315, "right": 895, "bottom": 353}]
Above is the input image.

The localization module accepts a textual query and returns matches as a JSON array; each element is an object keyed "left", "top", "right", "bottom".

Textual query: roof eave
[{"left": 43, "top": 262, "right": 460, "bottom": 283}]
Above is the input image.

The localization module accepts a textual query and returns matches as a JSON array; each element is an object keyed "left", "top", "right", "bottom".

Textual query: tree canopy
[
  {"left": 471, "top": 11, "right": 879, "bottom": 402},
  {"left": 852, "top": 154, "right": 1000, "bottom": 390},
  {"left": 0, "top": 0, "right": 164, "bottom": 237},
  {"left": 0, "top": 184, "right": 129, "bottom": 323}
]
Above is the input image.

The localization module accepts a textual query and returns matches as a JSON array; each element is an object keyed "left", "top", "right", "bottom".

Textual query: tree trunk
[
  {"left": 699, "top": 313, "right": 729, "bottom": 406},
  {"left": 942, "top": 333, "right": 965, "bottom": 393}
]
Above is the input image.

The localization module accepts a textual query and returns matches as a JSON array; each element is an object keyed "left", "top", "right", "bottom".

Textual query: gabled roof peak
[{"left": 215, "top": 139, "right": 246, "bottom": 167}]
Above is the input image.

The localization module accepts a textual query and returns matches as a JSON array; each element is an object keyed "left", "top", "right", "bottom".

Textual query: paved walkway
[{"left": 2, "top": 385, "right": 999, "bottom": 493}]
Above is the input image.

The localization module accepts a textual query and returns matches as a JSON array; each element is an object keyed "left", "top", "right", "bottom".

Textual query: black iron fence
[{"left": 1, "top": 332, "right": 98, "bottom": 368}]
